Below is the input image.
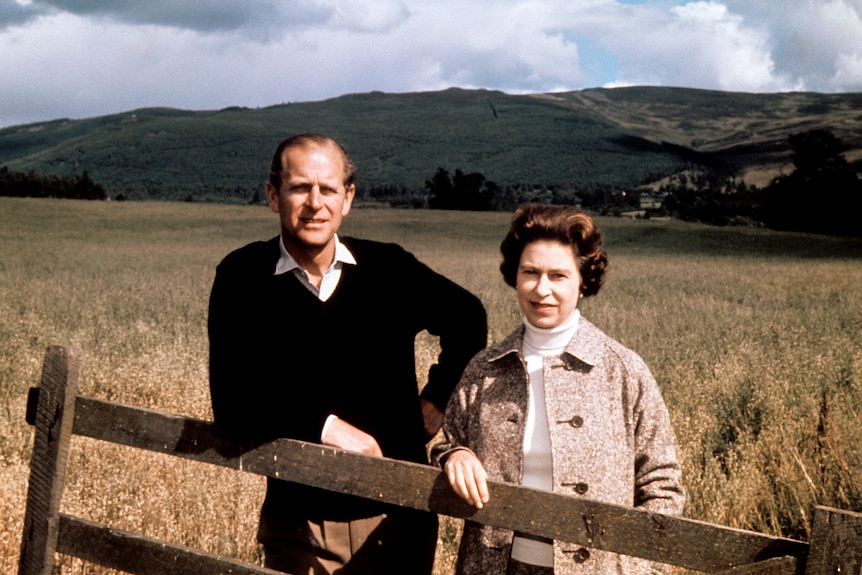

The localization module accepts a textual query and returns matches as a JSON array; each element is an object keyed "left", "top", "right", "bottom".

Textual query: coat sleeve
[
  {"left": 430, "top": 354, "right": 482, "bottom": 467},
  {"left": 631, "top": 364, "right": 686, "bottom": 517}
]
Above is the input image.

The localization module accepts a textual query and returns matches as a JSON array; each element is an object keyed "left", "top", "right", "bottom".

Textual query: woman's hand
[{"left": 444, "top": 449, "right": 490, "bottom": 509}]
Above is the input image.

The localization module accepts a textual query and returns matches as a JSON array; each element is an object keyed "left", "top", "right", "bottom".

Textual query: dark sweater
[{"left": 208, "top": 236, "right": 487, "bottom": 523}]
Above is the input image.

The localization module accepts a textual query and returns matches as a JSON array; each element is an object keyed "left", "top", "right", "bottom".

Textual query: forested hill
[{"left": 1, "top": 87, "right": 860, "bottom": 203}]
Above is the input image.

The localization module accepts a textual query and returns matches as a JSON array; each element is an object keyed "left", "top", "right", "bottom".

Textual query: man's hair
[
  {"left": 499, "top": 203, "right": 608, "bottom": 297},
  {"left": 268, "top": 133, "right": 356, "bottom": 192}
]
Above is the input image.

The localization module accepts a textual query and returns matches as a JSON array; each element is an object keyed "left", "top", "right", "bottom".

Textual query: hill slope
[{"left": 1, "top": 87, "right": 860, "bottom": 202}]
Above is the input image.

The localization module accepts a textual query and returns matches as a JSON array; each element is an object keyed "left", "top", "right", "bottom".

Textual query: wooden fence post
[
  {"left": 18, "top": 345, "right": 80, "bottom": 575},
  {"left": 804, "top": 505, "right": 862, "bottom": 575}
]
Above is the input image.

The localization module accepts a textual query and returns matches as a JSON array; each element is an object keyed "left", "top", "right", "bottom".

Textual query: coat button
[
  {"left": 574, "top": 482, "right": 589, "bottom": 495},
  {"left": 557, "top": 415, "right": 583, "bottom": 428},
  {"left": 573, "top": 547, "right": 591, "bottom": 563}
]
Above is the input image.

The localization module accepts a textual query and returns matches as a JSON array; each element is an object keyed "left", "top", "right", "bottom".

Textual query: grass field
[{"left": 1, "top": 197, "right": 861, "bottom": 573}]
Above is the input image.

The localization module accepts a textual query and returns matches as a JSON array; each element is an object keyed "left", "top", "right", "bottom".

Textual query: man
[{"left": 208, "top": 134, "right": 488, "bottom": 574}]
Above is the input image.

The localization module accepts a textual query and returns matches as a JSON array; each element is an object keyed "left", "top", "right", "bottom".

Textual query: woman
[{"left": 432, "top": 204, "right": 685, "bottom": 575}]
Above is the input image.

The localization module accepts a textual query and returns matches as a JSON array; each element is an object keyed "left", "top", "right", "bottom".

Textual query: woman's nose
[{"left": 535, "top": 275, "right": 552, "bottom": 295}]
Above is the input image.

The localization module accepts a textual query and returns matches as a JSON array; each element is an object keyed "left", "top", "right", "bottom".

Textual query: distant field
[{"left": 1, "top": 197, "right": 861, "bottom": 573}]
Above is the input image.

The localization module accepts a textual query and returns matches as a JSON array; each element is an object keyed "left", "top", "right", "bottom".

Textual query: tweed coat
[{"left": 432, "top": 317, "right": 685, "bottom": 575}]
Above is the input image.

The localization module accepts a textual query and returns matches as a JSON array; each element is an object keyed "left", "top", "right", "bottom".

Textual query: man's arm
[
  {"left": 420, "top": 398, "right": 444, "bottom": 441},
  {"left": 413, "top": 258, "right": 488, "bottom": 419},
  {"left": 207, "top": 245, "right": 330, "bottom": 443},
  {"left": 322, "top": 416, "right": 383, "bottom": 456}
]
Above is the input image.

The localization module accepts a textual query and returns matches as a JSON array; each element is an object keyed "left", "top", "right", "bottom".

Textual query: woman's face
[{"left": 516, "top": 239, "right": 582, "bottom": 329}]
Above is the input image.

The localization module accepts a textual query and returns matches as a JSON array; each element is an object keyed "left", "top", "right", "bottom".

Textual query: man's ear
[
  {"left": 265, "top": 182, "right": 280, "bottom": 214},
  {"left": 342, "top": 183, "right": 355, "bottom": 216}
]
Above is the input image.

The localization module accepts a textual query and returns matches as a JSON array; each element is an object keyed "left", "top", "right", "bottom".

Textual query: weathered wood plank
[
  {"left": 71, "top": 395, "right": 808, "bottom": 572},
  {"left": 804, "top": 505, "right": 862, "bottom": 575},
  {"left": 18, "top": 346, "right": 80, "bottom": 575},
  {"left": 57, "top": 514, "right": 285, "bottom": 575}
]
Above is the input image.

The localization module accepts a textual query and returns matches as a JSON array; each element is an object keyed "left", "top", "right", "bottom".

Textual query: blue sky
[{"left": 1, "top": 0, "right": 861, "bottom": 128}]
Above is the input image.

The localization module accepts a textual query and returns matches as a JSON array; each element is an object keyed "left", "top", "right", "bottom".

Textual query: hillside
[{"left": 0, "top": 87, "right": 860, "bottom": 202}]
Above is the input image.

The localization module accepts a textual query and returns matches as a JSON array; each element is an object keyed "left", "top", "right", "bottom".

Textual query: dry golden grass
[{"left": 1, "top": 197, "right": 860, "bottom": 573}]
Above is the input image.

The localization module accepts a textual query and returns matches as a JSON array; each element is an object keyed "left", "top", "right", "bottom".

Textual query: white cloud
[
  {"left": 330, "top": 0, "right": 411, "bottom": 33},
  {"left": 832, "top": 52, "right": 862, "bottom": 89},
  {"left": 571, "top": 1, "right": 798, "bottom": 91},
  {"left": 722, "top": 0, "right": 862, "bottom": 91},
  {"left": 395, "top": 2, "right": 584, "bottom": 92},
  {"left": 2, "top": 0, "right": 862, "bottom": 128},
  {"left": 669, "top": 2, "right": 790, "bottom": 91}
]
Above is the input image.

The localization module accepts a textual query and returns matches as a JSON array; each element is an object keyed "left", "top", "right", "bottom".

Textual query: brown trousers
[{"left": 262, "top": 510, "right": 437, "bottom": 575}]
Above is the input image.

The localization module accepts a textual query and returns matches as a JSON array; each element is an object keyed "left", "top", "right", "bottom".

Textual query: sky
[{"left": 1, "top": 0, "right": 861, "bottom": 128}]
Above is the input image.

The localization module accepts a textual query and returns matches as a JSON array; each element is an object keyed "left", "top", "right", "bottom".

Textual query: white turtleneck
[{"left": 511, "top": 309, "right": 580, "bottom": 567}]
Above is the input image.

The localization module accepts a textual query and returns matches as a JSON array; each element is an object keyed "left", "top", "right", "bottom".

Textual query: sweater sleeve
[
  {"left": 404, "top": 250, "right": 488, "bottom": 412},
  {"left": 207, "top": 243, "right": 329, "bottom": 443}
]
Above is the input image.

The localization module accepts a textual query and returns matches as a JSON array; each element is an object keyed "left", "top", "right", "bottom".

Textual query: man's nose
[{"left": 306, "top": 186, "right": 323, "bottom": 209}]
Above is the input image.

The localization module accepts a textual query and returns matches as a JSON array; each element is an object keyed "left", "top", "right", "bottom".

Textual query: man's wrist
[{"left": 321, "top": 414, "right": 338, "bottom": 443}]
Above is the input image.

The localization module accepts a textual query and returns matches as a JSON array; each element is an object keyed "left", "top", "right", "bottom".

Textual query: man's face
[{"left": 266, "top": 143, "right": 354, "bottom": 256}]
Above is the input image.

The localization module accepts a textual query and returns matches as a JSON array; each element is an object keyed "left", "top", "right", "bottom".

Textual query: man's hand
[
  {"left": 322, "top": 417, "right": 383, "bottom": 457},
  {"left": 421, "top": 398, "right": 444, "bottom": 441},
  {"left": 444, "top": 449, "right": 490, "bottom": 509}
]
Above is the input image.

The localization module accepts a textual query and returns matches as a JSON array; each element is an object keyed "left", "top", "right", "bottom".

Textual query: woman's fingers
[{"left": 445, "top": 450, "right": 491, "bottom": 508}]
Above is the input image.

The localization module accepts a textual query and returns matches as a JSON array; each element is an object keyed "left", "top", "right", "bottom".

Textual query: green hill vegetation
[
  {"left": 1, "top": 87, "right": 859, "bottom": 199},
  {"left": 1, "top": 87, "right": 861, "bottom": 234}
]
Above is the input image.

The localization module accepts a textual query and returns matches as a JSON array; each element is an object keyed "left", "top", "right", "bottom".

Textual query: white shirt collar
[
  {"left": 274, "top": 234, "right": 356, "bottom": 276},
  {"left": 274, "top": 234, "right": 356, "bottom": 301}
]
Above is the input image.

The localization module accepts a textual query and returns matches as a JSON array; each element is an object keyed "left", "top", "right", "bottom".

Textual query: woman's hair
[{"left": 500, "top": 204, "right": 608, "bottom": 297}]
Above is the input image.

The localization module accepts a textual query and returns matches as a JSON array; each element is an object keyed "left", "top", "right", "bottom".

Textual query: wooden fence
[{"left": 18, "top": 345, "right": 862, "bottom": 575}]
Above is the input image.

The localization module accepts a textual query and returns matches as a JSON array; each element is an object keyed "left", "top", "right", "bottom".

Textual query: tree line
[
  {"left": 4, "top": 128, "right": 860, "bottom": 237},
  {"left": 658, "top": 129, "right": 862, "bottom": 237},
  {"left": 369, "top": 129, "right": 861, "bottom": 237},
  {"left": 366, "top": 168, "right": 640, "bottom": 214},
  {"left": 0, "top": 167, "right": 108, "bottom": 200}
]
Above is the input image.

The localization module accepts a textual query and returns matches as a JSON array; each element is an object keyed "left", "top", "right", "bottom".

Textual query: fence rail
[{"left": 18, "top": 345, "right": 862, "bottom": 575}]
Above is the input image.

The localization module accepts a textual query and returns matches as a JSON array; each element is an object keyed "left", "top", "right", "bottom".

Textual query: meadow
[{"left": 1, "top": 197, "right": 861, "bottom": 573}]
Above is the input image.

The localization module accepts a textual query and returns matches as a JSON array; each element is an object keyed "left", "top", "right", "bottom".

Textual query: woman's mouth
[{"left": 531, "top": 301, "right": 555, "bottom": 313}]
